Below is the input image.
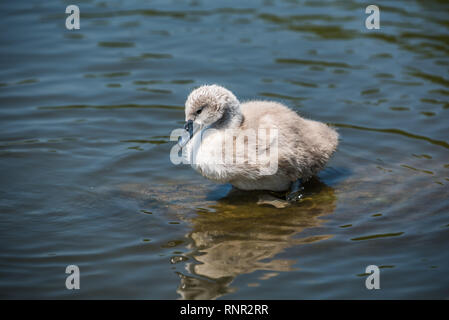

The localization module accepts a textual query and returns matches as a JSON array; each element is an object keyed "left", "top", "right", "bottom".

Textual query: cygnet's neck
[{"left": 211, "top": 103, "right": 243, "bottom": 130}]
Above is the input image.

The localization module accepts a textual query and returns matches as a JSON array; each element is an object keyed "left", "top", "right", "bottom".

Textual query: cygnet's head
[{"left": 185, "top": 84, "right": 240, "bottom": 127}]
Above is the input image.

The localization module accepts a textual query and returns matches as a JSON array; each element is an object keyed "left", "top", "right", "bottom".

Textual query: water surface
[{"left": 1, "top": 0, "right": 449, "bottom": 299}]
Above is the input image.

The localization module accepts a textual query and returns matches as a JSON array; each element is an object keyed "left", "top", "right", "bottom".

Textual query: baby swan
[{"left": 180, "top": 84, "right": 338, "bottom": 194}]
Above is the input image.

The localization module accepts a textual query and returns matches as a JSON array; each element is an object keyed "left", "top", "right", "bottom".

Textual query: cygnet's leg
[
  {"left": 256, "top": 179, "right": 305, "bottom": 208},
  {"left": 286, "top": 179, "right": 304, "bottom": 202}
]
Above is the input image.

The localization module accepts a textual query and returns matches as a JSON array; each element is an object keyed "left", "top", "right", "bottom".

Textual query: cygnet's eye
[{"left": 196, "top": 105, "right": 206, "bottom": 115}]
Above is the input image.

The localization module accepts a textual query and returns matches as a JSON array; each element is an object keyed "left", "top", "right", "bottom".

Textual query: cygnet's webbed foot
[
  {"left": 257, "top": 194, "right": 290, "bottom": 209},
  {"left": 286, "top": 179, "right": 305, "bottom": 202}
]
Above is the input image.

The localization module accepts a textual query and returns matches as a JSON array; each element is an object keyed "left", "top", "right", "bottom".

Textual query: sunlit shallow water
[{"left": 0, "top": 0, "right": 448, "bottom": 299}]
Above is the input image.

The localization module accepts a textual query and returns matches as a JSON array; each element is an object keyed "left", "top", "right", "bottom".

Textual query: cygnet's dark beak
[
  {"left": 185, "top": 120, "right": 194, "bottom": 139},
  {"left": 177, "top": 120, "right": 194, "bottom": 148}
]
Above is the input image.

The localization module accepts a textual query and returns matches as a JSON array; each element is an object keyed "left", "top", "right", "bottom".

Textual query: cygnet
[{"left": 178, "top": 85, "right": 338, "bottom": 196}]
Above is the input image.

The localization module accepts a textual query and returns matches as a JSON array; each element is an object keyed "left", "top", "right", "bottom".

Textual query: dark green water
[{"left": 1, "top": 0, "right": 448, "bottom": 299}]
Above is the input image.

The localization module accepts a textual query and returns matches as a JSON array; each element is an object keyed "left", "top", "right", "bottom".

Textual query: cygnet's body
[{"left": 180, "top": 85, "right": 338, "bottom": 192}]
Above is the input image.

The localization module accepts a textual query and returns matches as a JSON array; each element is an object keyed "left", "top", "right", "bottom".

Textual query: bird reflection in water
[{"left": 177, "top": 178, "right": 336, "bottom": 300}]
